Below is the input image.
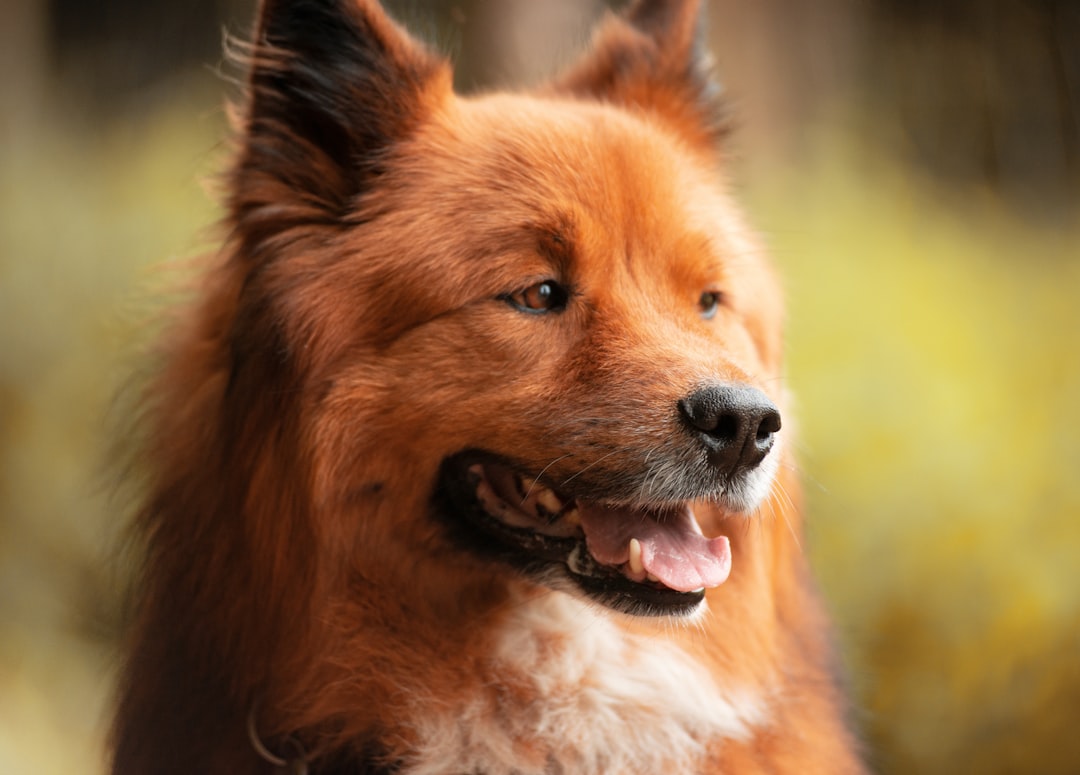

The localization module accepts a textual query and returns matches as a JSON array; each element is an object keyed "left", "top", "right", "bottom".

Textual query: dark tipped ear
[
  {"left": 230, "top": 0, "right": 450, "bottom": 247},
  {"left": 550, "top": 0, "right": 727, "bottom": 150}
]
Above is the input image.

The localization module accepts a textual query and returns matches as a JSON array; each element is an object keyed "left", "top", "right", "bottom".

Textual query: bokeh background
[{"left": 1, "top": 0, "right": 1078, "bottom": 772}]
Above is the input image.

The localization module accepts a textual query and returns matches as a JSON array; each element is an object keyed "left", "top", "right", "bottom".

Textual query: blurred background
[{"left": 1, "top": 0, "right": 1078, "bottom": 772}]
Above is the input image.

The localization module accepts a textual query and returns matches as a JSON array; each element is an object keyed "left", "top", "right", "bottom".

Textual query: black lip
[{"left": 434, "top": 450, "right": 707, "bottom": 617}]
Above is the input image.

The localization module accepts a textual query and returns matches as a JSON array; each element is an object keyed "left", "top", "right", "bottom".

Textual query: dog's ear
[
  {"left": 551, "top": 0, "right": 727, "bottom": 150},
  {"left": 229, "top": 0, "right": 450, "bottom": 250}
]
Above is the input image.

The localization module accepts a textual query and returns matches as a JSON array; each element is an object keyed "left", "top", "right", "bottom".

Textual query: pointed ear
[
  {"left": 229, "top": 0, "right": 450, "bottom": 247},
  {"left": 550, "top": 0, "right": 727, "bottom": 150}
]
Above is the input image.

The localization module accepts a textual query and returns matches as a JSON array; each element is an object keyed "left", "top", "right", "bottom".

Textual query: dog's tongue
[{"left": 576, "top": 502, "right": 731, "bottom": 593}]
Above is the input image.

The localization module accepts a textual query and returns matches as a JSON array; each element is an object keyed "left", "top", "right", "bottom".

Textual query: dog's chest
[{"left": 400, "top": 596, "right": 767, "bottom": 775}]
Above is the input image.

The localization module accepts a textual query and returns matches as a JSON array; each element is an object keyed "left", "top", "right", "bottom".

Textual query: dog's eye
[
  {"left": 504, "top": 281, "right": 568, "bottom": 314},
  {"left": 699, "top": 291, "right": 724, "bottom": 319}
]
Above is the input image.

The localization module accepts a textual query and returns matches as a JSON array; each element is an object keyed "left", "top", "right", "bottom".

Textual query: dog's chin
[{"left": 434, "top": 450, "right": 770, "bottom": 618}]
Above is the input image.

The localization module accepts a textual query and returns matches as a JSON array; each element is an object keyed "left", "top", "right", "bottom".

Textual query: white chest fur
[{"left": 401, "top": 595, "right": 768, "bottom": 775}]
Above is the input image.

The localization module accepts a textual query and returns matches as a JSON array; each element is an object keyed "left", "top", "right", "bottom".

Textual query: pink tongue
[{"left": 576, "top": 503, "right": 731, "bottom": 593}]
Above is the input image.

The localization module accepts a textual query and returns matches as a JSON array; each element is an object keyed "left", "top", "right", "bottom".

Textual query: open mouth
[{"left": 436, "top": 451, "right": 732, "bottom": 617}]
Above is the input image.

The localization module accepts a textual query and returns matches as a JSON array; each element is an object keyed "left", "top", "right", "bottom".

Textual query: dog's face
[{"left": 232, "top": 0, "right": 785, "bottom": 618}]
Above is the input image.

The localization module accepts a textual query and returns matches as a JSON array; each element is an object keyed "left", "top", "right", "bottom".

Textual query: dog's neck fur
[{"left": 398, "top": 594, "right": 768, "bottom": 775}]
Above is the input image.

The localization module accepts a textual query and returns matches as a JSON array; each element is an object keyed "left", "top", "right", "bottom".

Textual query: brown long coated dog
[{"left": 110, "top": 1, "right": 867, "bottom": 772}]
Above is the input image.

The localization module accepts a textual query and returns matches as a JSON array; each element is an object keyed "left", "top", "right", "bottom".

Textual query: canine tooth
[
  {"left": 646, "top": 572, "right": 660, "bottom": 583},
  {"left": 628, "top": 538, "right": 644, "bottom": 575},
  {"left": 562, "top": 507, "right": 580, "bottom": 525}
]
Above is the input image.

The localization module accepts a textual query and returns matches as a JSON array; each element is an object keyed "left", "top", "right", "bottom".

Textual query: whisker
[
  {"left": 559, "top": 449, "right": 621, "bottom": 488},
  {"left": 769, "top": 480, "right": 802, "bottom": 551},
  {"left": 523, "top": 453, "right": 574, "bottom": 500}
]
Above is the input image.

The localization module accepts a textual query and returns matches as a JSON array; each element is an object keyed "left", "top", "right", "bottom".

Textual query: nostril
[
  {"left": 756, "top": 410, "right": 781, "bottom": 441},
  {"left": 678, "top": 396, "right": 743, "bottom": 442},
  {"left": 714, "top": 413, "right": 739, "bottom": 442}
]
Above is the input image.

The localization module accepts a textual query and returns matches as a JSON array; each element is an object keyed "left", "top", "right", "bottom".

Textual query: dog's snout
[{"left": 678, "top": 385, "right": 781, "bottom": 472}]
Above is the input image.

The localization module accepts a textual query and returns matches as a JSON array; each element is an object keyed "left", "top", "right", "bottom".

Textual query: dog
[{"left": 110, "top": 1, "right": 866, "bottom": 772}]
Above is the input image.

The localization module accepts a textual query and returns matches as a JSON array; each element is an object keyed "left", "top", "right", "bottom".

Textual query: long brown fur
[{"left": 111, "top": 1, "right": 867, "bottom": 773}]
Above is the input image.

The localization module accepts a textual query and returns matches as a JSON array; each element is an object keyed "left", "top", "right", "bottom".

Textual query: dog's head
[{"left": 225, "top": 0, "right": 787, "bottom": 618}]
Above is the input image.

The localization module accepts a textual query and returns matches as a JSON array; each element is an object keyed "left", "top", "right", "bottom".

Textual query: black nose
[{"left": 678, "top": 384, "right": 781, "bottom": 473}]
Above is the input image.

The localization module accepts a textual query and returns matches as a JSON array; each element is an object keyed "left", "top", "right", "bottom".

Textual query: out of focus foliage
[
  {"left": 747, "top": 131, "right": 1080, "bottom": 773},
  {"left": 1, "top": 1, "right": 1078, "bottom": 774},
  {"left": 0, "top": 93, "right": 224, "bottom": 772}
]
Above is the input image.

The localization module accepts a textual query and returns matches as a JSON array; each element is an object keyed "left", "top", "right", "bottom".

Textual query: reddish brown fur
[{"left": 111, "top": 1, "right": 867, "bottom": 773}]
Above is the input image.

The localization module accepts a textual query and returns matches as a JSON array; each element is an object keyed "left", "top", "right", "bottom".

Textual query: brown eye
[
  {"left": 699, "top": 290, "right": 724, "bottom": 319},
  {"left": 504, "top": 280, "right": 569, "bottom": 314}
]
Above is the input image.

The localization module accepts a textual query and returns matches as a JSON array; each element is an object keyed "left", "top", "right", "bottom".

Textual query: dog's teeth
[
  {"left": 628, "top": 538, "right": 644, "bottom": 575},
  {"left": 567, "top": 544, "right": 589, "bottom": 575},
  {"left": 691, "top": 587, "right": 706, "bottom": 594},
  {"left": 562, "top": 506, "right": 580, "bottom": 526},
  {"left": 535, "top": 487, "right": 562, "bottom": 514},
  {"left": 646, "top": 572, "right": 660, "bottom": 583},
  {"left": 513, "top": 473, "right": 530, "bottom": 498},
  {"left": 474, "top": 477, "right": 501, "bottom": 512}
]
